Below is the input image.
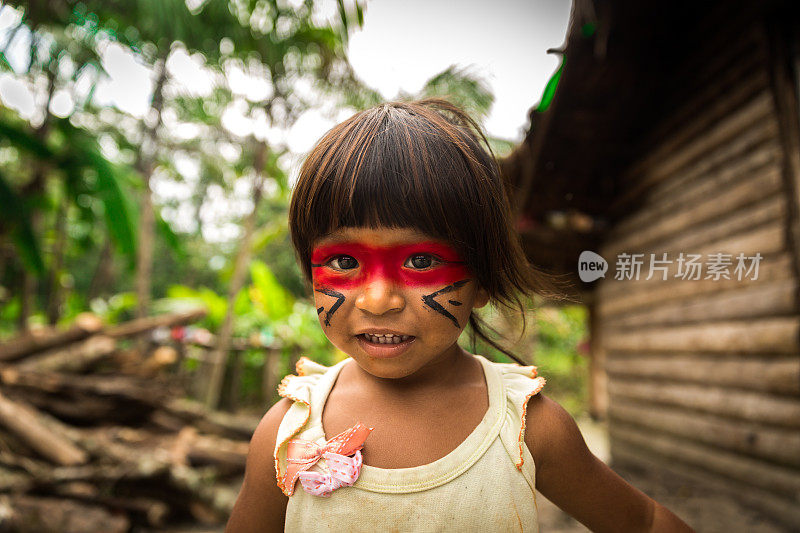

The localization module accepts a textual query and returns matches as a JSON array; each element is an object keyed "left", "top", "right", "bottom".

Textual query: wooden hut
[{"left": 502, "top": 1, "right": 800, "bottom": 528}]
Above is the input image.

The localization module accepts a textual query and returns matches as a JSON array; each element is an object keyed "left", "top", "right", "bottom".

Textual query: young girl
[{"left": 226, "top": 100, "right": 692, "bottom": 532}]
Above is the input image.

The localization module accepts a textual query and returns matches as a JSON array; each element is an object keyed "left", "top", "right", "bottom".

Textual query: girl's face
[{"left": 311, "top": 226, "right": 489, "bottom": 379}]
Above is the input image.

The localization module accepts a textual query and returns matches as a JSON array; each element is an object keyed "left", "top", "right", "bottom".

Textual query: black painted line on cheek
[
  {"left": 448, "top": 300, "right": 462, "bottom": 306},
  {"left": 317, "top": 306, "right": 324, "bottom": 315},
  {"left": 315, "top": 286, "right": 346, "bottom": 327},
  {"left": 421, "top": 279, "right": 470, "bottom": 329}
]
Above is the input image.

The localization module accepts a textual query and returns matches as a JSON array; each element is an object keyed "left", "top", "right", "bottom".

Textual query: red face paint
[{"left": 311, "top": 241, "right": 469, "bottom": 290}]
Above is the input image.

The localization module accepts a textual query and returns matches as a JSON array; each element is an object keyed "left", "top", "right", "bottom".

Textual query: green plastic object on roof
[{"left": 536, "top": 55, "right": 565, "bottom": 113}]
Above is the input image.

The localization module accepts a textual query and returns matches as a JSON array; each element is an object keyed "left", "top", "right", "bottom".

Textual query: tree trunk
[
  {"left": 135, "top": 57, "right": 169, "bottom": 322},
  {"left": 46, "top": 191, "right": 68, "bottom": 325},
  {"left": 205, "top": 142, "right": 267, "bottom": 409},
  {"left": 88, "top": 238, "right": 114, "bottom": 301},
  {"left": 17, "top": 268, "right": 34, "bottom": 333},
  {"left": 136, "top": 179, "right": 155, "bottom": 320}
]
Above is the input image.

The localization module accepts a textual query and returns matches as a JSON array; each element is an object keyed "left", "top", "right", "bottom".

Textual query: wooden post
[
  {"left": 766, "top": 15, "right": 800, "bottom": 311},
  {"left": 587, "top": 301, "right": 608, "bottom": 419},
  {"left": 226, "top": 350, "right": 243, "bottom": 411},
  {"left": 261, "top": 349, "right": 281, "bottom": 406}
]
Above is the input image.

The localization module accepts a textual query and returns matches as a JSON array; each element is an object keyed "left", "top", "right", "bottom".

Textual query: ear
[{"left": 473, "top": 287, "right": 490, "bottom": 309}]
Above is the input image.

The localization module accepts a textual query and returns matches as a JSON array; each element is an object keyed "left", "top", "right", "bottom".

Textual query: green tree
[{"left": 0, "top": 3, "right": 138, "bottom": 329}]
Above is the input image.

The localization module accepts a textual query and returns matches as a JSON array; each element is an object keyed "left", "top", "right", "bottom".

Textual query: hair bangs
[{"left": 312, "top": 107, "right": 484, "bottom": 249}]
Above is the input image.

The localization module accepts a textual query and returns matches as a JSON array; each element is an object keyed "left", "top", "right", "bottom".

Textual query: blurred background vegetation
[{"left": 0, "top": 0, "right": 587, "bottom": 416}]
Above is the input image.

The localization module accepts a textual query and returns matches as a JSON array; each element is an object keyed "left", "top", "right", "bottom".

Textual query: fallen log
[
  {"left": 0, "top": 494, "right": 130, "bottom": 533},
  {"left": 105, "top": 308, "right": 207, "bottom": 339},
  {"left": 0, "top": 391, "right": 88, "bottom": 466},
  {"left": 50, "top": 483, "right": 169, "bottom": 529},
  {"left": 0, "top": 313, "right": 103, "bottom": 362},
  {"left": 9, "top": 387, "right": 142, "bottom": 425},
  {"left": 0, "top": 366, "right": 173, "bottom": 407},
  {"left": 0, "top": 448, "right": 49, "bottom": 478},
  {"left": 15, "top": 335, "right": 116, "bottom": 373},
  {"left": 0, "top": 464, "right": 34, "bottom": 491},
  {"left": 169, "top": 463, "right": 239, "bottom": 521},
  {"left": 0, "top": 307, "right": 253, "bottom": 531},
  {"left": 1, "top": 369, "right": 171, "bottom": 426},
  {"left": 158, "top": 397, "right": 259, "bottom": 440},
  {"left": 170, "top": 426, "right": 248, "bottom": 471}
]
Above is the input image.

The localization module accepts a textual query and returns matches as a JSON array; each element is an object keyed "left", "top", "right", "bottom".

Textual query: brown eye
[
  {"left": 405, "top": 254, "right": 438, "bottom": 269},
  {"left": 329, "top": 255, "right": 358, "bottom": 270}
]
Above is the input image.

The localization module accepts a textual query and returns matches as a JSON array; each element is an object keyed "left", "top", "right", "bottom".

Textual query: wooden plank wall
[{"left": 595, "top": 20, "right": 800, "bottom": 525}]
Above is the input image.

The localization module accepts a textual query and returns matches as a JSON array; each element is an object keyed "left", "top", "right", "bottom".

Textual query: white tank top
[{"left": 274, "top": 355, "right": 546, "bottom": 532}]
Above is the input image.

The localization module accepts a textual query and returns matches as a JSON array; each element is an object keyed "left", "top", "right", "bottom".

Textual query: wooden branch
[
  {"left": 0, "top": 463, "right": 34, "bottom": 491},
  {"left": 2, "top": 494, "right": 130, "bottom": 533},
  {"left": 0, "top": 391, "right": 88, "bottom": 466},
  {"left": 16, "top": 335, "right": 116, "bottom": 373},
  {"left": 169, "top": 463, "right": 239, "bottom": 519},
  {"left": 104, "top": 308, "right": 207, "bottom": 339},
  {"left": 0, "top": 366, "right": 172, "bottom": 407},
  {"left": 0, "top": 313, "right": 103, "bottom": 362},
  {"left": 50, "top": 484, "right": 169, "bottom": 528},
  {"left": 0, "top": 447, "right": 50, "bottom": 478},
  {"left": 170, "top": 426, "right": 248, "bottom": 470},
  {"left": 159, "top": 397, "right": 258, "bottom": 440}
]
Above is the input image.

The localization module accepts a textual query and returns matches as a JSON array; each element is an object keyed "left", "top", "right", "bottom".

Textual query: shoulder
[
  {"left": 523, "top": 393, "right": 584, "bottom": 469},
  {"left": 276, "top": 356, "right": 341, "bottom": 408},
  {"left": 255, "top": 397, "right": 294, "bottom": 450},
  {"left": 484, "top": 357, "right": 576, "bottom": 466},
  {"left": 226, "top": 399, "right": 293, "bottom": 532}
]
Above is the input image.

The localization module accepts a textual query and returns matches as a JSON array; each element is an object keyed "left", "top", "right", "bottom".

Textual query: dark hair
[{"left": 289, "top": 99, "right": 562, "bottom": 364}]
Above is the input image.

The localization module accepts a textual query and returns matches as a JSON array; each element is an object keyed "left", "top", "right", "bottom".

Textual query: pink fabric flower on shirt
[
  {"left": 284, "top": 422, "right": 372, "bottom": 497},
  {"left": 297, "top": 449, "right": 363, "bottom": 497}
]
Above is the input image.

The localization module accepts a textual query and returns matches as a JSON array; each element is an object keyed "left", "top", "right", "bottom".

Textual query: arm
[
  {"left": 226, "top": 398, "right": 293, "bottom": 533},
  {"left": 525, "top": 394, "right": 694, "bottom": 532}
]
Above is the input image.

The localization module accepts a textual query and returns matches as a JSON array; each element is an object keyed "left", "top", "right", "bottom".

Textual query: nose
[{"left": 354, "top": 278, "right": 405, "bottom": 316}]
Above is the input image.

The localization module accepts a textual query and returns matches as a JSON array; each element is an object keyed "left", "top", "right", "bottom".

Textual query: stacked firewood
[{"left": 0, "top": 310, "right": 260, "bottom": 532}]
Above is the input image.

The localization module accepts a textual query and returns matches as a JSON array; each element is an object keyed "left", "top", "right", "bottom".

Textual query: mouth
[
  {"left": 358, "top": 332, "right": 413, "bottom": 344},
  {"left": 355, "top": 333, "right": 416, "bottom": 358}
]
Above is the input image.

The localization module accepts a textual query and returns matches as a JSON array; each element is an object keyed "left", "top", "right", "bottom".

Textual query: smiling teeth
[{"left": 364, "top": 333, "right": 410, "bottom": 344}]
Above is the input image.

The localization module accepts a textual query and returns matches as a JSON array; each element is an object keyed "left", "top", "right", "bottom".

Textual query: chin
[{"left": 356, "top": 356, "right": 421, "bottom": 380}]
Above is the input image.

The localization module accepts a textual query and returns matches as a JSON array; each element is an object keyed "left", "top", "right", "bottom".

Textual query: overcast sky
[{"left": 347, "top": 0, "right": 572, "bottom": 140}]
